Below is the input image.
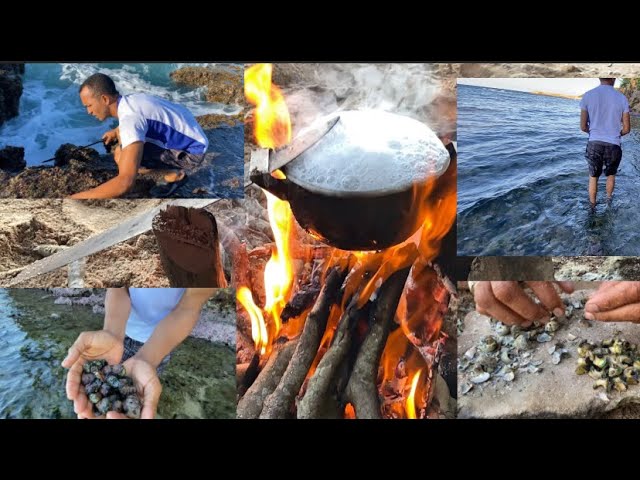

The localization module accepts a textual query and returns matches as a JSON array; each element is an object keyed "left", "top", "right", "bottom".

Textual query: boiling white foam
[{"left": 285, "top": 110, "right": 449, "bottom": 195}]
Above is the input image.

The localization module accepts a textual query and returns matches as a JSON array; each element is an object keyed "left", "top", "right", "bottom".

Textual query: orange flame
[
  {"left": 238, "top": 64, "right": 295, "bottom": 355},
  {"left": 245, "top": 63, "right": 291, "bottom": 148},
  {"left": 237, "top": 287, "right": 268, "bottom": 356},
  {"left": 416, "top": 147, "right": 457, "bottom": 262},
  {"left": 344, "top": 403, "right": 356, "bottom": 419},
  {"left": 263, "top": 191, "right": 295, "bottom": 340},
  {"left": 380, "top": 324, "right": 428, "bottom": 418},
  {"left": 406, "top": 369, "right": 422, "bottom": 419}
]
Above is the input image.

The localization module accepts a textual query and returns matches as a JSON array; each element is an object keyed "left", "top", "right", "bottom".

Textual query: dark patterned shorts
[
  {"left": 585, "top": 141, "right": 622, "bottom": 177},
  {"left": 122, "top": 335, "right": 172, "bottom": 375},
  {"left": 142, "top": 143, "right": 206, "bottom": 170}
]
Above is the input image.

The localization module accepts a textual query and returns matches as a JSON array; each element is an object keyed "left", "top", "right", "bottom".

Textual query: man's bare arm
[
  {"left": 622, "top": 112, "right": 631, "bottom": 136},
  {"left": 68, "top": 141, "right": 143, "bottom": 199},
  {"left": 103, "top": 288, "right": 132, "bottom": 341},
  {"left": 135, "top": 288, "right": 215, "bottom": 368},
  {"left": 580, "top": 109, "right": 590, "bottom": 133}
]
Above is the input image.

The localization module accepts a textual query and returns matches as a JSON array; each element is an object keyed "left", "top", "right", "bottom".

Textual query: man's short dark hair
[
  {"left": 79, "top": 73, "right": 119, "bottom": 97},
  {"left": 599, "top": 78, "right": 616, "bottom": 84}
]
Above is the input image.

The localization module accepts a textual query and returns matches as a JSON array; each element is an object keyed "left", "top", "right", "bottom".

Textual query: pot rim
[
  {"left": 283, "top": 111, "right": 452, "bottom": 198},
  {"left": 284, "top": 145, "right": 451, "bottom": 198}
]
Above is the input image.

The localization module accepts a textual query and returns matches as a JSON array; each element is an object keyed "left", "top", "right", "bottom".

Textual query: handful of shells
[
  {"left": 81, "top": 359, "right": 142, "bottom": 418},
  {"left": 575, "top": 336, "right": 640, "bottom": 393}
]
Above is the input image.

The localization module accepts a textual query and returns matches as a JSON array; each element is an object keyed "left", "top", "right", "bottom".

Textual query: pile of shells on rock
[
  {"left": 575, "top": 336, "right": 640, "bottom": 393},
  {"left": 81, "top": 359, "right": 142, "bottom": 418},
  {"left": 459, "top": 298, "right": 586, "bottom": 395}
]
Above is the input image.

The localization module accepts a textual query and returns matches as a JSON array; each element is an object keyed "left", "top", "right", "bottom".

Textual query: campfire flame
[
  {"left": 241, "top": 63, "right": 455, "bottom": 417},
  {"left": 236, "top": 287, "right": 268, "bottom": 356},
  {"left": 263, "top": 191, "right": 294, "bottom": 339},
  {"left": 239, "top": 63, "right": 296, "bottom": 356},
  {"left": 406, "top": 369, "right": 422, "bottom": 419},
  {"left": 245, "top": 63, "right": 291, "bottom": 148}
]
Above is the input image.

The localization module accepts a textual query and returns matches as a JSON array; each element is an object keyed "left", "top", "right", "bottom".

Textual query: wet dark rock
[
  {"left": 53, "top": 143, "right": 101, "bottom": 167},
  {"left": 0, "top": 138, "right": 234, "bottom": 198},
  {"left": 170, "top": 66, "right": 243, "bottom": 105},
  {"left": 0, "top": 146, "right": 25, "bottom": 171},
  {"left": 0, "top": 64, "right": 25, "bottom": 75},
  {"left": 79, "top": 359, "right": 142, "bottom": 418},
  {"left": 0, "top": 145, "right": 160, "bottom": 198},
  {"left": 0, "top": 63, "right": 24, "bottom": 127}
]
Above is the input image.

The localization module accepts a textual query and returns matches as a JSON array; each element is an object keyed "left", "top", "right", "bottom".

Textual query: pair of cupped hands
[
  {"left": 60, "top": 330, "right": 161, "bottom": 419},
  {"left": 473, "top": 281, "right": 640, "bottom": 326}
]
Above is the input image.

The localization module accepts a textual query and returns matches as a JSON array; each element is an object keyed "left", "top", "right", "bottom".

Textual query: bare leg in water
[
  {"left": 589, "top": 176, "right": 598, "bottom": 211},
  {"left": 606, "top": 175, "right": 615, "bottom": 205}
]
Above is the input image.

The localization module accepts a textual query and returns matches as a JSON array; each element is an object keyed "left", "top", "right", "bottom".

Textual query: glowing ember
[{"left": 344, "top": 403, "right": 356, "bottom": 419}]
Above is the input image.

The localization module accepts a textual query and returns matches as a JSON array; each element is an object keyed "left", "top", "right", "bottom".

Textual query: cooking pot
[{"left": 251, "top": 110, "right": 455, "bottom": 251}]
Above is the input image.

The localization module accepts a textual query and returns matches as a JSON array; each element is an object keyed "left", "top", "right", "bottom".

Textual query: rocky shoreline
[{"left": 0, "top": 65, "right": 243, "bottom": 198}]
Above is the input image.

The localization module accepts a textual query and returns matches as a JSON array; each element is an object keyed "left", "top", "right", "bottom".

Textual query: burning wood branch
[
  {"left": 260, "top": 266, "right": 346, "bottom": 418},
  {"left": 237, "top": 340, "right": 298, "bottom": 419},
  {"left": 344, "top": 267, "right": 411, "bottom": 419}
]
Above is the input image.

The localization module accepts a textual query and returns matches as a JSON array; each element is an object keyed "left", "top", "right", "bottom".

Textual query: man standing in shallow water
[{"left": 580, "top": 78, "right": 631, "bottom": 210}]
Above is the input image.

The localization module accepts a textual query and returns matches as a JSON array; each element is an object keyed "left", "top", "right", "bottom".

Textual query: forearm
[
  {"left": 136, "top": 289, "right": 214, "bottom": 368},
  {"left": 580, "top": 110, "right": 589, "bottom": 133},
  {"left": 103, "top": 288, "right": 131, "bottom": 341},
  {"left": 69, "top": 175, "right": 135, "bottom": 199},
  {"left": 135, "top": 310, "right": 198, "bottom": 367},
  {"left": 621, "top": 113, "right": 631, "bottom": 136}
]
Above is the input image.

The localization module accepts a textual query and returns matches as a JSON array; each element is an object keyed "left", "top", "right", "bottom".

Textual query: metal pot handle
[{"left": 249, "top": 149, "right": 290, "bottom": 200}]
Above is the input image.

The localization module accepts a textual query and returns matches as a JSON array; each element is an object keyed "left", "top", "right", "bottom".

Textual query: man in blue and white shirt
[{"left": 71, "top": 73, "right": 209, "bottom": 199}]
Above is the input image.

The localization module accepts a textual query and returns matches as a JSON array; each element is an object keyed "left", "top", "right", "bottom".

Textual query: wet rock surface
[
  {"left": 170, "top": 66, "right": 244, "bottom": 106},
  {"left": 80, "top": 359, "right": 142, "bottom": 418},
  {"left": 1, "top": 127, "right": 242, "bottom": 198},
  {"left": 53, "top": 143, "right": 101, "bottom": 167},
  {"left": 0, "top": 63, "right": 24, "bottom": 127},
  {"left": 0, "top": 146, "right": 25, "bottom": 171},
  {"left": 458, "top": 289, "right": 640, "bottom": 418},
  {"left": 0, "top": 151, "right": 157, "bottom": 198},
  {"left": 196, "top": 113, "right": 243, "bottom": 129}
]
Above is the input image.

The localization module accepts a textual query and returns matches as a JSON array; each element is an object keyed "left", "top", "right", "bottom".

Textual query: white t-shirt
[
  {"left": 117, "top": 94, "right": 209, "bottom": 154},
  {"left": 125, "top": 288, "right": 186, "bottom": 343},
  {"left": 579, "top": 85, "right": 630, "bottom": 146}
]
